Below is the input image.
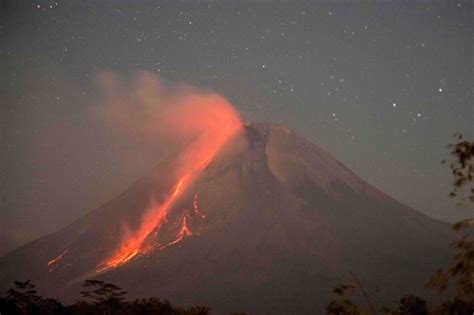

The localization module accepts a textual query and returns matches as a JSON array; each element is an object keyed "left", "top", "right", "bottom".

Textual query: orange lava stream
[
  {"left": 97, "top": 143, "right": 235, "bottom": 272},
  {"left": 165, "top": 215, "right": 193, "bottom": 247},
  {"left": 96, "top": 104, "right": 242, "bottom": 273},
  {"left": 193, "top": 193, "right": 206, "bottom": 218},
  {"left": 96, "top": 174, "right": 191, "bottom": 272},
  {"left": 47, "top": 249, "right": 69, "bottom": 266}
]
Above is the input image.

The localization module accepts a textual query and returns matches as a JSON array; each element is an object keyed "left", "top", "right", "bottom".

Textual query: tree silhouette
[
  {"left": 79, "top": 279, "right": 127, "bottom": 314},
  {"left": 326, "top": 282, "right": 361, "bottom": 315},
  {"left": 5, "top": 280, "right": 41, "bottom": 309},
  {"left": 397, "top": 294, "right": 429, "bottom": 315},
  {"left": 1, "top": 279, "right": 211, "bottom": 314},
  {"left": 1, "top": 280, "right": 64, "bottom": 315},
  {"left": 426, "top": 135, "right": 474, "bottom": 308},
  {"left": 443, "top": 133, "right": 474, "bottom": 206},
  {"left": 326, "top": 134, "right": 474, "bottom": 314}
]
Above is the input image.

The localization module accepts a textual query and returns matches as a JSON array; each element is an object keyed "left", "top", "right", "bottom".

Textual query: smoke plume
[
  {"left": 95, "top": 70, "right": 243, "bottom": 271},
  {"left": 97, "top": 70, "right": 242, "bottom": 176}
]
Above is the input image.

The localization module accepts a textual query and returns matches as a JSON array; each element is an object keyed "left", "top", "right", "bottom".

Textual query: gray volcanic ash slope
[{"left": 0, "top": 123, "right": 452, "bottom": 314}]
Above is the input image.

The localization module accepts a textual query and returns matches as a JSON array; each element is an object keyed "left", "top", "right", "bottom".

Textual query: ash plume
[{"left": 96, "top": 70, "right": 242, "bottom": 175}]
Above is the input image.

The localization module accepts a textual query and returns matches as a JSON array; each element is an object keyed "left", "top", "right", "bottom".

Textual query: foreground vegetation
[
  {"left": 327, "top": 134, "right": 474, "bottom": 314},
  {"left": 0, "top": 279, "right": 210, "bottom": 315}
]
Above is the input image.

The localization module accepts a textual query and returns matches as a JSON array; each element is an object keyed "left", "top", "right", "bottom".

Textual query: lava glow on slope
[
  {"left": 47, "top": 249, "right": 69, "bottom": 266},
  {"left": 193, "top": 193, "right": 206, "bottom": 219},
  {"left": 96, "top": 175, "right": 192, "bottom": 272},
  {"left": 96, "top": 147, "right": 232, "bottom": 272},
  {"left": 96, "top": 75, "right": 242, "bottom": 272},
  {"left": 165, "top": 215, "right": 193, "bottom": 248}
]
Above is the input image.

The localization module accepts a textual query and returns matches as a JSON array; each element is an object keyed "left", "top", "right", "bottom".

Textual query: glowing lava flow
[
  {"left": 96, "top": 174, "right": 192, "bottom": 272},
  {"left": 97, "top": 128, "right": 241, "bottom": 272},
  {"left": 193, "top": 193, "right": 206, "bottom": 219},
  {"left": 165, "top": 215, "right": 193, "bottom": 247},
  {"left": 96, "top": 83, "right": 242, "bottom": 273},
  {"left": 47, "top": 249, "right": 69, "bottom": 266}
]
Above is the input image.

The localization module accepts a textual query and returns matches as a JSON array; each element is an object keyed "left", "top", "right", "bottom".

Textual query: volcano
[{"left": 0, "top": 123, "right": 452, "bottom": 313}]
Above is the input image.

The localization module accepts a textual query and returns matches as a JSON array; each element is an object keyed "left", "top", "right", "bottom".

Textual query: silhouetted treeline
[
  {"left": 326, "top": 135, "right": 474, "bottom": 314},
  {"left": 326, "top": 282, "right": 473, "bottom": 315},
  {"left": 0, "top": 280, "right": 210, "bottom": 315}
]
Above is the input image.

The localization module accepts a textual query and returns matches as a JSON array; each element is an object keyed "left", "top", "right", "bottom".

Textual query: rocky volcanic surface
[{"left": 0, "top": 123, "right": 453, "bottom": 313}]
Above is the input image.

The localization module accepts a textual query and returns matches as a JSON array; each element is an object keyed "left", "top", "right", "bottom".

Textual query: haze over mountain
[{"left": 0, "top": 123, "right": 453, "bottom": 313}]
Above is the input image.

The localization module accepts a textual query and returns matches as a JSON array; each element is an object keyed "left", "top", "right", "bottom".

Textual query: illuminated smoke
[{"left": 95, "top": 71, "right": 242, "bottom": 272}]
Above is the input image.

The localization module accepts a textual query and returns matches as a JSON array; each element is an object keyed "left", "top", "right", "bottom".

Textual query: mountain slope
[{"left": 0, "top": 123, "right": 452, "bottom": 313}]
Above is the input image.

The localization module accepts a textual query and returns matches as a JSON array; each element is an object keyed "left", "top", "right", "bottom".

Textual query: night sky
[{"left": 1, "top": 1, "right": 472, "bottom": 255}]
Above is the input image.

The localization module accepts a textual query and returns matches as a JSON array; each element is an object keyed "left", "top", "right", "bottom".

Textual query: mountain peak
[
  {"left": 0, "top": 122, "right": 452, "bottom": 314},
  {"left": 237, "top": 122, "right": 379, "bottom": 200},
  {"left": 244, "top": 121, "right": 293, "bottom": 137}
]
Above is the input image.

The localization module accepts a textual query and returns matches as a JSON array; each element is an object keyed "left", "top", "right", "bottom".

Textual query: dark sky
[{"left": 1, "top": 0, "right": 472, "bottom": 255}]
